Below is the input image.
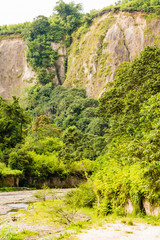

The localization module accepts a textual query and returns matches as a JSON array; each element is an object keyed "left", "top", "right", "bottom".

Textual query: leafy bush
[
  {"left": 69, "top": 159, "right": 95, "bottom": 174},
  {"left": 30, "top": 151, "right": 66, "bottom": 180},
  {"left": 93, "top": 46, "right": 160, "bottom": 215},
  {"left": 0, "top": 163, "right": 21, "bottom": 178},
  {"left": 120, "top": 0, "right": 160, "bottom": 14},
  {"left": 65, "top": 181, "right": 96, "bottom": 208}
]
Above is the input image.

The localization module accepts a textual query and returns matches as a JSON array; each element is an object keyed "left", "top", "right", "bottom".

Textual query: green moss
[
  {"left": 65, "top": 16, "right": 116, "bottom": 90},
  {"left": 144, "top": 27, "right": 153, "bottom": 37},
  {"left": 97, "top": 69, "right": 103, "bottom": 78},
  {"left": 0, "top": 34, "right": 21, "bottom": 41},
  {"left": 102, "top": 41, "right": 109, "bottom": 49},
  {"left": 23, "top": 77, "right": 35, "bottom": 83},
  {"left": 12, "top": 230, "right": 39, "bottom": 240},
  {"left": 72, "top": 78, "right": 82, "bottom": 87},
  {"left": 145, "top": 13, "right": 160, "bottom": 23},
  {"left": 154, "top": 36, "right": 160, "bottom": 46},
  {"left": 103, "top": 81, "right": 114, "bottom": 89},
  {"left": 17, "top": 70, "right": 23, "bottom": 78}
]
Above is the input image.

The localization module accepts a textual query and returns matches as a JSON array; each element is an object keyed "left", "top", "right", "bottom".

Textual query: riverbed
[
  {"left": 1, "top": 189, "right": 160, "bottom": 240},
  {"left": 0, "top": 189, "right": 70, "bottom": 215}
]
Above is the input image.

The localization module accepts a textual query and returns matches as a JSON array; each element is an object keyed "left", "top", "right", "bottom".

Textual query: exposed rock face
[
  {"left": 143, "top": 199, "right": 160, "bottom": 217},
  {"left": 51, "top": 42, "right": 67, "bottom": 85},
  {"left": 0, "top": 175, "right": 19, "bottom": 187},
  {"left": 0, "top": 38, "right": 36, "bottom": 99},
  {"left": 0, "top": 38, "right": 67, "bottom": 99},
  {"left": 64, "top": 12, "right": 160, "bottom": 98},
  {"left": 125, "top": 199, "right": 160, "bottom": 217},
  {"left": 1, "top": 12, "right": 160, "bottom": 99},
  {"left": 28, "top": 175, "right": 85, "bottom": 188}
]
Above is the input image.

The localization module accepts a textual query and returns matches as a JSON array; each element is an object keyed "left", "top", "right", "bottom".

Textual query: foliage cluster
[
  {"left": 65, "top": 181, "right": 96, "bottom": 208},
  {"left": 26, "top": 15, "right": 58, "bottom": 84},
  {"left": 61, "top": 46, "right": 160, "bottom": 217},
  {"left": 26, "top": 85, "right": 107, "bottom": 161},
  {"left": 90, "top": 46, "right": 160, "bottom": 215},
  {"left": 0, "top": 86, "right": 106, "bottom": 185},
  {"left": 0, "top": 162, "right": 21, "bottom": 178},
  {"left": 99, "top": 46, "right": 160, "bottom": 140},
  {"left": 0, "top": 96, "right": 30, "bottom": 150},
  {"left": 117, "top": 0, "right": 160, "bottom": 14},
  {"left": 26, "top": 85, "right": 106, "bottom": 134},
  {"left": 0, "top": 22, "right": 31, "bottom": 36},
  {"left": 1, "top": 1, "right": 160, "bottom": 218}
]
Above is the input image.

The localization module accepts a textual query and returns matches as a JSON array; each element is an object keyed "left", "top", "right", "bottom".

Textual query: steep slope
[
  {"left": 0, "top": 38, "right": 36, "bottom": 99},
  {"left": 0, "top": 38, "right": 67, "bottom": 99},
  {"left": 1, "top": 11, "right": 160, "bottom": 99},
  {"left": 64, "top": 11, "right": 160, "bottom": 98},
  {"left": 51, "top": 42, "right": 67, "bottom": 85}
]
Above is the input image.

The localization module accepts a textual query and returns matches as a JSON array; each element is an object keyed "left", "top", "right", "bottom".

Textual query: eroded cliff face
[
  {"left": 64, "top": 12, "right": 160, "bottom": 98},
  {"left": 1, "top": 12, "right": 160, "bottom": 99},
  {"left": 51, "top": 42, "right": 67, "bottom": 85},
  {"left": 0, "top": 38, "right": 67, "bottom": 99},
  {"left": 0, "top": 38, "right": 36, "bottom": 99}
]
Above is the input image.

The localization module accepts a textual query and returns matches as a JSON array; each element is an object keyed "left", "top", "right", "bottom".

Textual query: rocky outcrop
[
  {"left": 1, "top": 12, "right": 160, "bottom": 99},
  {"left": 143, "top": 199, "right": 160, "bottom": 217},
  {"left": 51, "top": 42, "right": 67, "bottom": 85},
  {"left": 28, "top": 174, "right": 85, "bottom": 188},
  {"left": 0, "top": 38, "right": 36, "bottom": 99},
  {"left": 64, "top": 11, "right": 160, "bottom": 98},
  {"left": 0, "top": 38, "right": 67, "bottom": 99},
  {"left": 0, "top": 175, "right": 19, "bottom": 187},
  {"left": 125, "top": 199, "right": 160, "bottom": 217}
]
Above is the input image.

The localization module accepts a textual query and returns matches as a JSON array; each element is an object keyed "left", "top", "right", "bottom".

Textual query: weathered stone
[
  {"left": 0, "top": 175, "right": 20, "bottom": 187},
  {"left": 125, "top": 199, "right": 134, "bottom": 214},
  {"left": 143, "top": 199, "right": 160, "bottom": 217},
  {"left": 0, "top": 38, "right": 36, "bottom": 99},
  {"left": 64, "top": 11, "right": 160, "bottom": 98},
  {"left": 0, "top": 39, "right": 67, "bottom": 99},
  {"left": 51, "top": 41, "right": 67, "bottom": 85},
  {"left": 28, "top": 175, "right": 85, "bottom": 188}
]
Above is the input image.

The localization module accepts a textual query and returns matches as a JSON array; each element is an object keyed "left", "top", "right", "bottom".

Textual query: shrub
[{"left": 65, "top": 181, "right": 96, "bottom": 208}]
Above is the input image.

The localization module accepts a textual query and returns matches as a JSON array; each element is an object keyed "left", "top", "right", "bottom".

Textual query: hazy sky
[{"left": 0, "top": 0, "right": 116, "bottom": 26}]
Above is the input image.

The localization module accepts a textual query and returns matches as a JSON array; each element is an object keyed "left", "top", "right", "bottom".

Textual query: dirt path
[{"left": 77, "top": 222, "right": 160, "bottom": 240}]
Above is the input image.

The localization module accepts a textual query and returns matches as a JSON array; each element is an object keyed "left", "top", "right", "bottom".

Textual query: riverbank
[
  {"left": 0, "top": 189, "right": 160, "bottom": 240},
  {"left": 77, "top": 222, "right": 160, "bottom": 240},
  {"left": 0, "top": 189, "right": 70, "bottom": 215}
]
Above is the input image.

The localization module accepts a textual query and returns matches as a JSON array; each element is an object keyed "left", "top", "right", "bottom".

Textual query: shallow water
[
  {"left": 0, "top": 193, "right": 32, "bottom": 198},
  {"left": 7, "top": 203, "right": 29, "bottom": 210},
  {"left": 0, "top": 189, "right": 70, "bottom": 215},
  {"left": 7, "top": 203, "right": 29, "bottom": 214}
]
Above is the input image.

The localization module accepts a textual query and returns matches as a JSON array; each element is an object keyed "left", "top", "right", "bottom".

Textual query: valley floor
[
  {"left": 77, "top": 222, "right": 160, "bottom": 240},
  {"left": 0, "top": 189, "right": 160, "bottom": 240}
]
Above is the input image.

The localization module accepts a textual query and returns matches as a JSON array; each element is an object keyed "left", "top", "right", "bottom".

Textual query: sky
[{"left": 0, "top": 0, "right": 116, "bottom": 26}]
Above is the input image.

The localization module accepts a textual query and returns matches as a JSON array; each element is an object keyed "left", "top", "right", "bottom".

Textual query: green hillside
[{"left": 1, "top": 0, "right": 160, "bottom": 219}]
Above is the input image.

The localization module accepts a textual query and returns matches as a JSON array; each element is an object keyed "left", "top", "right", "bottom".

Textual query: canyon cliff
[
  {"left": 0, "top": 38, "right": 35, "bottom": 99},
  {"left": 0, "top": 11, "right": 160, "bottom": 99},
  {"left": 64, "top": 11, "right": 160, "bottom": 98}
]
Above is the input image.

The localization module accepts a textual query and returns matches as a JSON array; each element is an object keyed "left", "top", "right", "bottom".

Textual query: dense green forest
[
  {"left": 66, "top": 45, "right": 160, "bottom": 215},
  {"left": 0, "top": 86, "right": 106, "bottom": 185},
  {"left": 1, "top": 0, "right": 160, "bottom": 218}
]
